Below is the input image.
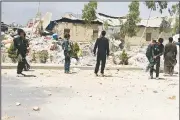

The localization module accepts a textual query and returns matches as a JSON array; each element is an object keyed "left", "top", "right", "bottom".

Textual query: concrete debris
[
  {"left": 33, "top": 106, "right": 40, "bottom": 111},
  {"left": 16, "top": 102, "right": 21, "bottom": 106}
]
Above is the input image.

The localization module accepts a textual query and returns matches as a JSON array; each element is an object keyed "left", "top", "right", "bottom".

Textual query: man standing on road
[
  {"left": 152, "top": 38, "right": 164, "bottom": 79},
  {"left": 62, "top": 33, "right": 72, "bottom": 74},
  {"left": 13, "top": 29, "right": 29, "bottom": 77},
  {"left": 164, "top": 37, "right": 177, "bottom": 76},
  {"left": 93, "top": 31, "right": 110, "bottom": 77},
  {"left": 146, "top": 40, "right": 156, "bottom": 72}
]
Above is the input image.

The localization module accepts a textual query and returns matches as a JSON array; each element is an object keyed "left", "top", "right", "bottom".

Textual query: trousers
[
  {"left": 95, "top": 54, "right": 106, "bottom": 74},
  {"left": 150, "top": 58, "right": 160, "bottom": 77},
  {"left": 64, "top": 55, "right": 71, "bottom": 72},
  {"left": 17, "top": 54, "right": 26, "bottom": 74}
]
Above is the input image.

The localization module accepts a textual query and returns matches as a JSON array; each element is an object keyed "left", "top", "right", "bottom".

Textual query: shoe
[
  {"left": 101, "top": 73, "right": 105, "bottom": 77},
  {"left": 149, "top": 75, "right": 153, "bottom": 79},
  {"left": 156, "top": 77, "right": 159, "bottom": 80},
  {"left": 95, "top": 73, "right": 98, "bottom": 77},
  {"left": 17, "top": 73, "right": 26, "bottom": 77}
]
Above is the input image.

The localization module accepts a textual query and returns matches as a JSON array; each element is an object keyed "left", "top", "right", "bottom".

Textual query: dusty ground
[{"left": 1, "top": 69, "right": 179, "bottom": 120}]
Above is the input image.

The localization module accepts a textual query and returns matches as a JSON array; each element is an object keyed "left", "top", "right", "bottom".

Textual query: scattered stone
[
  {"left": 153, "top": 91, "right": 158, "bottom": 93},
  {"left": 89, "top": 95, "right": 92, "bottom": 97},
  {"left": 33, "top": 106, "right": 40, "bottom": 111},
  {"left": 16, "top": 102, "right": 21, "bottom": 106},
  {"left": 168, "top": 96, "right": 176, "bottom": 100}
]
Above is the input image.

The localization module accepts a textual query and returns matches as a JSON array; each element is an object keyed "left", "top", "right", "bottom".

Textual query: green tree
[
  {"left": 120, "top": 1, "right": 140, "bottom": 50},
  {"left": 140, "top": 1, "right": 168, "bottom": 46},
  {"left": 103, "top": 20, "right": 109, "bottom": 31},
  {"left": 82, "top": 1, "right": 98, "bottom": 41},
  {"left": 125, "top": 1, "right": 141, "bottom": 38},
  {"left": 82, "top": 1, "right": 97, "bottom": 25},
  {"left": 145, "top": 1, "right": 168, "bottom": 13},
  {"left": 169, "top": 2, "right": 179, "bottom": 34}
]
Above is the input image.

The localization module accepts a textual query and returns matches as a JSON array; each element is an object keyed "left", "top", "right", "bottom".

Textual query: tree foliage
[
  {"left": 82, "top": 1, "right": 97, "bottom": 25},
  {"left": 145, "top": 1, "right": 168, "bottom": 13},
  {"left": 124, "top": 1, "right": 141, "bottom": 38},
  {"left": 103, "top": 20, "right": 109, "bottom": 30},
  {"left": 168, "top": 3, "right": 179, "bottom": 34},
  {"left": 159, "top": 17, "right": 171, "bottom": 33}
]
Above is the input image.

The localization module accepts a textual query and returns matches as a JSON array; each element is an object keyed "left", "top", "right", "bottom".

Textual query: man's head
[
  {"left": 158, "top": 38, "right": 164, "bottom": 44},
  {"left": 169, "top": 37, "right": 173, "bottom": 43},
  {"left": 151, "top": 40, "right": 156, "bottom": 44},
  {"left": 18, "top": 29, "right": 25, "bottom": 38},
  {"left": 178, "top": 38, "right": 180, "bottom": 42},
  {"left": 64, "top": 33, "right": 70, "bottom": 40},
  {"left": 101, "top": 31, "right": 106, "bottom": 37}
]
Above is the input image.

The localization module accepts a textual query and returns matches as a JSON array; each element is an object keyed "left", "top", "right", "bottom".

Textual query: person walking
[
  {"left": 152, "top": 38, "right": 164, "bottom": 79},
  {"left": 13, "top": 29, "right": 29, "bottom": 77},
  {"left": 146, "top": 40, "right": 156, "bottom": 72},
  {"left": 93, "top": 31, "right": 110, "bottom": 76},
  {"left": 164, "top": 37, "right": 177, "bottom": 76},
  {"left": 62, "top": 33, "right": 72, "bottom": 74}
]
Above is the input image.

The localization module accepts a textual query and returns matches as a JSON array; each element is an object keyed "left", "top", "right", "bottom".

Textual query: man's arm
[
  {"left": 174, "top": 45, "right": 177, "bottom": 57},
  {"left": 156, "top": 45, "right": 164, "bottom": 57},
  {"left": 164, "top": 45, "right": 167, "bottom": 58},
  {"left": 106, "top": 39, "right": 110, "bottom": 56},
  {"left": 93, "top": 38, "right": 98, "bottom": 55}
]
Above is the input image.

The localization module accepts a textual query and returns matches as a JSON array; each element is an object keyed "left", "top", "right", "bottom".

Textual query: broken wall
[{"left": 54, "top": 22, "right": 102, "bottom": 42}]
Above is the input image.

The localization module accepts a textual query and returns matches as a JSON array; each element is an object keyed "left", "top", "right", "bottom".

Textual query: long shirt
[{"left": 93, "top": 36, "right": 109, "bottom": 57}]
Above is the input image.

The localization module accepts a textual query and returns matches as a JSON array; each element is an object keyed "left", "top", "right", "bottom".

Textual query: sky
[{"left": 2, "top": 2, "right": 175, "bottom": 25}]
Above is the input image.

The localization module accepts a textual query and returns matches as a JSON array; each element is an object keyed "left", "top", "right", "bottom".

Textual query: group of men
[
  {"left": 146, "top": 37, "right": 178, "bottom": 79},
  {"left": 12, "top": 29, "right": 178, "bottom": 79},
  {"left": 61, "top": 30, "right": 110, "bottom": 76}
]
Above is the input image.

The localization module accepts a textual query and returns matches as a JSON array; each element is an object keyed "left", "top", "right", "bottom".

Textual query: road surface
[{"left": 2, "top": 69, "right": 179, "bottom": 120}]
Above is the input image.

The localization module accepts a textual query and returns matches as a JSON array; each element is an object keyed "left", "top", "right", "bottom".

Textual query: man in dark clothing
[
  {"left": 13, "top": 29, "right": 29, "bottom": 77},
  {"left": 62, "top": 33, "right": 72, "bottom": 73},
  {"left": 93, "top": 31, "right": 110, "bottom": 76},
  {"left": 151, "top": 38, "right": 164, "bottom": 79},
  {"left": 164, "top": 37, "right": 177, "bottom": 76},
  {"left": 146, "top": 40, "right": 156, "bottom": 72}
]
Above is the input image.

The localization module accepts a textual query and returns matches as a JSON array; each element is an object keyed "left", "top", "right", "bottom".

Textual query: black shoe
[
  {"left": 95, "top": 73, "right": 98, "bottom": 77},
  {"left": 149, "top": 75, "right": 153, "bottom": 79},
  {"left": 17, "top": 73, "right": 26, "bottom": 77},
  {"left": 101, "top": 73, "right": 105, "bottom": 77}
]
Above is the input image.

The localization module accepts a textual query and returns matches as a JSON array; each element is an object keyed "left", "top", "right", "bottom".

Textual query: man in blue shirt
[{"left": 62, "top": 33, "right": 72, "bottom": 73}]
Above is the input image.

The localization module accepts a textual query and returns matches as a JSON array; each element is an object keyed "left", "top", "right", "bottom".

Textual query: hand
[{"left": 153, "top": 56, "right": 157, "bottom": 59}]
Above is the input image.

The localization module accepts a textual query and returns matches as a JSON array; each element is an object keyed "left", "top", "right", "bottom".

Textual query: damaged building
[
  {"left": 96, "top": 13, "right": 173, "bottom": 46},
  {"left": 46, "top": 13, "right": 103, "bottom": 42}
]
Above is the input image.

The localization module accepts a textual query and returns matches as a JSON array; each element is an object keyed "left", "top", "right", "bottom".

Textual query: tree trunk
[{"left": 139, "top": 9, "right": 152, "bottom": 47}]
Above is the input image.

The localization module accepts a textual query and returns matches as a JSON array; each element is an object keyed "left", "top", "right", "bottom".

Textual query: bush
[
  {"left": 119, "top": 50, "right": 129, "bottom": 65},
  {"left": 38, "top": 50, "right": 49, "bottom": 63},
  {"left": 31, "top": 51, "right": 37, "bottom": 63},
  {"left": 7, "top": 43, "right": 17, "bottom": 63}
]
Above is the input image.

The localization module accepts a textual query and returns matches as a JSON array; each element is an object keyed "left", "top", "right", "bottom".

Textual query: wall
[
  {"left": 126, "top": 27, "right": 172, "bottom": 46},
  {"left": 53, "top": 22, "right": 102, "bottom": 42}
]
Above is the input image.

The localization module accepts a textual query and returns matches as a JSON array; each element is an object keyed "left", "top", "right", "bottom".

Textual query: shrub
[
  {"left": 7, "top": 43, "right": 17, "bottom": 63},
  {"left": 38, "top": 50, "right": 49, "bottom": 63},
  {"left": 31, "top": 51, "right": 37, "bottom": 63},
  {"left": 119, "top": 50, "right": 129, "bottom": 65}
]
